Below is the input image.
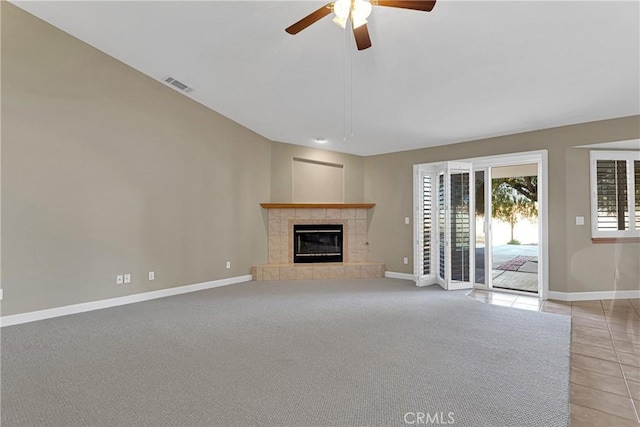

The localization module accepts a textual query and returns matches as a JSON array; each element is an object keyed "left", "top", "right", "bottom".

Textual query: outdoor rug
[{"left": 497, "top": 255, "right": 535, "bottom": 271}]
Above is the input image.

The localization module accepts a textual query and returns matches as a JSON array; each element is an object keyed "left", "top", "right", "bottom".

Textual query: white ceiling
[{"left": 12, "top": 1, "right": 640, "bottom": 156}]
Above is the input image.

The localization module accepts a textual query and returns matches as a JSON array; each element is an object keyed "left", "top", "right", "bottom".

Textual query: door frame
[{"left": 413, "top": 150, "right": 549, "bottom": 299}]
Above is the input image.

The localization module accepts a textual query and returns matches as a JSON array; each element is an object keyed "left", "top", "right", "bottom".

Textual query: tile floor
[{"left": 467, "top": 289, "right": 640, "bottom": 426}]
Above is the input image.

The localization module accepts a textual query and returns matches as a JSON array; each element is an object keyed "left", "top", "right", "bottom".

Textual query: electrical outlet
[
  {"left": 116, "top": 275, "right": 124, "bottom": 285},
  {"left": 615, "top": 270, "right": 620, "bottom": 280},
  {"left": 403, "top": 257, "right": 409, "bottom": 265},
  {"left": 148, "top": 271, "right": 155, "bottom": 281},
  {"left": 124, "top": 274, "right": 131, "bottom": 284},
  {"left": 225, "top": 261, "right": 231, "bottom": 269},
  {"left": 405, "top": 217, "right": 410, "bottom": 225}
]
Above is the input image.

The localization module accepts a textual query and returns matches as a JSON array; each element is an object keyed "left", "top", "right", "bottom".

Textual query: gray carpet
[{"left": 1, "top": 279, "right": 570, "bottom": 426}]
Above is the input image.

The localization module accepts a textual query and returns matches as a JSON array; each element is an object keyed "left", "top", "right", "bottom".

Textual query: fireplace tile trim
[
  {"left": 266, "top": 208, "right": 369, "bottom": 265},
  {"left": 255, "top": 206, "right": 383, "bottom": 281}
]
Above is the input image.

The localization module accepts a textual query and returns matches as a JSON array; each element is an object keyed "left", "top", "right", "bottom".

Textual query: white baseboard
[
  {"left": 385, "top": 271, "right": 415, "bottom": 281},
  {"left": 0, "top": 275, "right": 252, "bottom": 327},
  {"left": 547, "top": 289, "right": 640, "bottom": 302}
]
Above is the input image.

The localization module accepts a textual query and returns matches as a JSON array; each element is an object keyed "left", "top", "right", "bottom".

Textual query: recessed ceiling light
[{"left": 314, "top": 137, "right": 327, "bottom": 144}]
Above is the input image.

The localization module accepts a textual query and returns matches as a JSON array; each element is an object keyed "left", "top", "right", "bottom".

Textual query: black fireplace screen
[{"left": 293, "top": 224, "right": 343, "bottom": 263}]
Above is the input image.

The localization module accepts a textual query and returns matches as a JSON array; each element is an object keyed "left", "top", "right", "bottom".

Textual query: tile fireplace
[{"left": 252, "top": 204, "right": 385, "bottom": 280}]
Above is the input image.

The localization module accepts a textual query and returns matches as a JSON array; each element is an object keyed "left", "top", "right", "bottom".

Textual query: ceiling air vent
[{"left": 163, "top": 76, "right": 193, "bottom": 93}]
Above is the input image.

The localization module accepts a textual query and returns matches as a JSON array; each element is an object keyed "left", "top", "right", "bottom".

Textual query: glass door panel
[
  {"left": 450, "top": 172, "right": 470, "bottom": 283},
  {"left": 475, "top": 170, "right": 486, "bottom": 285},
  {"left": 489, "top": 164, "right": 540, "bottom": 294},
  {"left": 438, "top": 173, "right": 446, "bottom": 284}
]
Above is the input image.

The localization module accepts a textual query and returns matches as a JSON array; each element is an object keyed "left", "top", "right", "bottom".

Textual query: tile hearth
[
  {"left": 252, "top": 262, "right": 386, "bottom": 281},
  {"left": 252, "top": 205, "right": 385, "bottom": 281}
]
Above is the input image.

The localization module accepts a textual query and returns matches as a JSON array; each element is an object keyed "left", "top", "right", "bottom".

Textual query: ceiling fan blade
[
  {"left": 372, "top": 0, "right": 436, "bottom": 12},
  {"left": 353, "top": 23, "right": 372, "bottom": 51},
  {"left": 285, "top": 3, "right": 334, "bottom": 35}
]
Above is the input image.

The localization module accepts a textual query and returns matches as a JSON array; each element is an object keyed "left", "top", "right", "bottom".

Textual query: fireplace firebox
[{"left": 293, "top": 224, "right": 343, "bottom": 263}]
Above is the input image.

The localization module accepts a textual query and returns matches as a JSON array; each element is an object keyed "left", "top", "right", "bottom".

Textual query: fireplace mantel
[{"left": 260, "top": 203, "right": 375, "bottom": 209}]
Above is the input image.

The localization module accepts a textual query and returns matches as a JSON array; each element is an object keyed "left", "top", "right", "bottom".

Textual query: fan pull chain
[
  {"left": 343, "top": 22, "right": 354, "bottom": 143},
  {"left": 343, "top": 25, "right": 348, "bottom": 142},
  {"left": 349, "top": 42, "right": 354, "bottom": 140}
]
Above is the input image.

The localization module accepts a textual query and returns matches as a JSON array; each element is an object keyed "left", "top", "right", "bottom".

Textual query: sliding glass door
[{"left": 414, "top": 153, "right": 546, "bottom": 297}]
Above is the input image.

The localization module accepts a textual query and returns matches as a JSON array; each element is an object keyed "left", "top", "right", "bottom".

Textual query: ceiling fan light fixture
[
  {"left": 351, "top": 16, "right": 368, "bottom": 29},
  {"left": 285, "top": 0, "right": 436, "bottom": 51},
  {"left": 332, "top": 15, "right": 347, "bottom": 29},
  {"left": 333, "top": 0, "right": 351, "bottom": 19},
  {"left": 351, "top": 0, "right": 372, "bottom": 29},
  {"left": 352, "top": 0, "right": 373, "bottom": 19}
]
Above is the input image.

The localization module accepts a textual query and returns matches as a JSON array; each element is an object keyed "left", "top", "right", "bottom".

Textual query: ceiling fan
[{"left": 285, "top": 0, "right": 437, "bottom": 51}]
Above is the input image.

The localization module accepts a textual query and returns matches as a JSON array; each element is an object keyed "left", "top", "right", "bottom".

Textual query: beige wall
[
  {"left": 564, "top": 147, "right": 639, "bottom": 292},
  {"left": 1, "top": 4, "right": 272, "bottom": 315},
  {"left": 492, "top": 163, "right": 537, "bottom": 179},
  {"left": 0, "top": 2, "right": 3, "bottom": 309},
  {"left": 2, "top": 4, "right": 638, "bottom": 318},
  {"left": 364, "top": 116, "right": 640, "bottom": 293},
  {"left": 270, "top": 142, "right": 364, "bottom": 203}
]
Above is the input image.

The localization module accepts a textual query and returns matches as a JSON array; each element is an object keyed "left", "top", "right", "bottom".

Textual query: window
[{"left": 590, "top": 150, "right": 640, "bottom": 238}]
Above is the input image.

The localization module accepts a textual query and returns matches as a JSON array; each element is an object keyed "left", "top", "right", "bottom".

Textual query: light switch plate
[{"left": 575, "top": 216, "right": 585, "bottom": 226}]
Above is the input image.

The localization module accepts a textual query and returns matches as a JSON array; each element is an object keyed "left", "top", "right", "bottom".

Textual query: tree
[
  {"left": 491, "top": 179, "right": 538, "bottom": 244},
  {"left": 475, "top": 176, "right": 538, "bottom": 217},
  {"left": 496, "top": 176, "right": 537, "bottom": 202}
]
